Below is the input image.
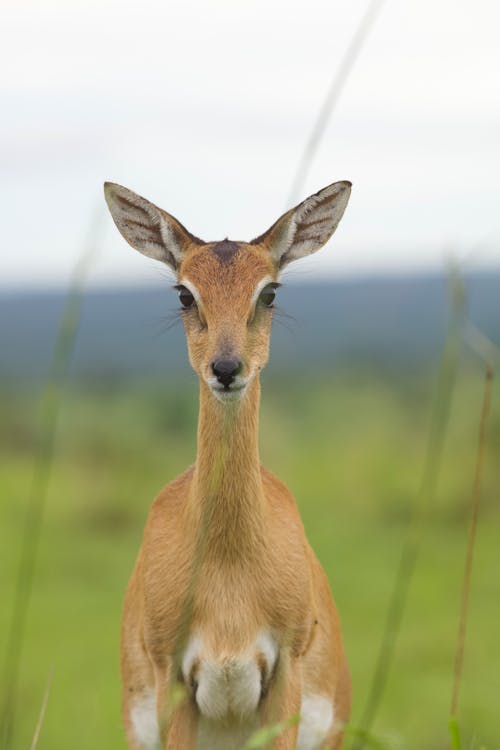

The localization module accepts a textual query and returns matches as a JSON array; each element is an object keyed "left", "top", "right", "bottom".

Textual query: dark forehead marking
[{"left": 211, "top": 239, "right": 241, "bottom": 264}]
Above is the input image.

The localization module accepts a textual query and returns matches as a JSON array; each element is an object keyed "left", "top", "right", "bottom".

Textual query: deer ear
[
  {"left": 252, "top": 181, "right": 351, "bottom": 269},
  {"left": 104, "top": 182, "right": 204, "bottom": 271}
]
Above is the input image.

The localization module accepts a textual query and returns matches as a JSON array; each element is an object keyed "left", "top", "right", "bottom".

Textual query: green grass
[{"left": 0, "top": 369, "right": 498, "bottom": 749}]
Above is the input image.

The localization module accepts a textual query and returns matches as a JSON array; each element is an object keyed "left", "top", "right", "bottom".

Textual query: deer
[{"left": 104, "top": 178, "right": 352, "bottom": 750}]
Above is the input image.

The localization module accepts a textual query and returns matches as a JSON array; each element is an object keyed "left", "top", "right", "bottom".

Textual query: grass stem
[
  {"left": 449, "top": 366, "right": 493, "bottom": 739},
  {"left": 29, "top": 667, "right": 54, "bottom": 750},
  {"left": 0, "top": 213, "right": 101, "bottom": 749},
  {"left": 286, "top": 0, "right": 385, "bottom": 207},
  {"left": 351, "top": 271, "right": 466, "bottom": 748}
]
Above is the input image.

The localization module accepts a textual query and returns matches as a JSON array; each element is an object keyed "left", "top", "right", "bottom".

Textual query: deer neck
[{"left": 190, "top": 377, "right": 265, "bottom": 559}]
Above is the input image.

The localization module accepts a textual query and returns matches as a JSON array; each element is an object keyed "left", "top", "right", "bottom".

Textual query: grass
[{"left": 0, "top": 368, "right": 498, "bottom": 749}]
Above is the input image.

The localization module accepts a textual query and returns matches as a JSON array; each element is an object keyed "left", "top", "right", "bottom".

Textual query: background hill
[{"left": 1, "top": 271, "right": 499, "bottom": 382}]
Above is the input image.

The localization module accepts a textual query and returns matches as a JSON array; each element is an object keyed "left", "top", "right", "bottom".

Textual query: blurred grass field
[{"left": 0, "top": 368, "right": 499, "bottom": 749}]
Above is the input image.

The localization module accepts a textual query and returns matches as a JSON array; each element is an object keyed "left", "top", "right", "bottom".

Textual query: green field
[{"left": 1, "top": 368, "right": 498, "bottom": 749}]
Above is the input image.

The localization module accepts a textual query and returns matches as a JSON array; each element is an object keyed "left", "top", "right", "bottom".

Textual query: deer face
[
  {"left": 176, "top": 241, "right": 276, "bottom": 400},
  {"left": 104, "top": 180, "right": 351, "bottom": 402}
]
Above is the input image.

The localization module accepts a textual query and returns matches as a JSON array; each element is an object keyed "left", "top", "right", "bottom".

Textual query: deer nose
[{"left": 211, "top": 359, "right": 242, "bottom": 388}]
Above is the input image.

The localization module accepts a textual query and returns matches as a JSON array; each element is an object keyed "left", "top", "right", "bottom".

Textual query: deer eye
[
  {"left": 259, "top": 283, "right": 279, "bottom": 308},
  {"left": 177, "top": 285, "right": 195, "bottom": 309}
]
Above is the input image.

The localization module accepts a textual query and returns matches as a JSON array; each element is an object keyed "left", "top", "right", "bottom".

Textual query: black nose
[{"left": 211, "top": 358, "right": 242, "bottom": 388}]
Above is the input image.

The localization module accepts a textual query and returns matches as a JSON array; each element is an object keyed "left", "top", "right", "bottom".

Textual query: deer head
[{"left": 104, "top": 180, "right": 351, "bottom": 402}]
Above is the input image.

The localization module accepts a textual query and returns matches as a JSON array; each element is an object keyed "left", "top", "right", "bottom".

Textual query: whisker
[
  {"left": 151, "top": 311, "right": 183, "bottom": 339},
  {"left": 279, "top": 264, "right": 318, "bottom": 283},
  {"left": 272, "top": 306, "right": 299, "bottom": 334},
  {"left": 154, "top": 264, "right": 177, "bottom": 285}
]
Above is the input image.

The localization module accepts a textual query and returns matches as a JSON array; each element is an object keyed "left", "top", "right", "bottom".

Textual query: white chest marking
[
  {"left": 130, "top": 688, "right": 160, "bottom": 749},
  {"left": 182, "top": 631, "right": 279, "bottom": 722},
  {"left": 129, "top": 655, "right": 332, "bottom": 750},
  {"left": 297, "top": 694, "right": 334, "bottom": 750}
]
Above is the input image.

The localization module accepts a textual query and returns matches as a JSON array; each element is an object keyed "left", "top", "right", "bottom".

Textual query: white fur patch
[
  {"left": 182, "top": 631, "right": 278, "bottom": 722},
  {"left": 297, "top": 694, "right": 334, "bottom": 750},
  {"left": 130, "top": 688, "right": 160, "bottom": 749},
  {"left": 178, "top": 277, "right": 203, "bottom": 308},
  {"left": 250, "top": 274, "right": 273, "bottom": 307}
]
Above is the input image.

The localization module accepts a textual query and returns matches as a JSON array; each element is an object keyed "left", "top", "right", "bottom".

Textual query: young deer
[{"left": 104, "top": 179, "right": 352, "bottom": 750}]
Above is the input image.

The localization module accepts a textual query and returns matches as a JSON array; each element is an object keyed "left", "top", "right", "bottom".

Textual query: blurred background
[{"left": 1, "top": 1, "right": 499, "bottom": 748}]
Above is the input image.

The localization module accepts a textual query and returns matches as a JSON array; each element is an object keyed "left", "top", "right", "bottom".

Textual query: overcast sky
[{"left": 1, "top": 0, "right": 499, "bottom": 288}]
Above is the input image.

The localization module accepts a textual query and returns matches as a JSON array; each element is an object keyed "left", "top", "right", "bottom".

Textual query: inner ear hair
[
  {"left": 251, "top": 180, "right": 351, "bottom": 269},
  {"left": 104, "top": 182, "right": 204, "bottom": 271}
]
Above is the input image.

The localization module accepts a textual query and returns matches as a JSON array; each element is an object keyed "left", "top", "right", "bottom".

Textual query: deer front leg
[
  {"left": 154, "top": 663, "right": 198, "bottom": 750},
  {"left": 261, "top": 651, "right": 302, "bottom": 750},
  {"left": 163, "top": 699, "right": 198, "bottom": 750}
]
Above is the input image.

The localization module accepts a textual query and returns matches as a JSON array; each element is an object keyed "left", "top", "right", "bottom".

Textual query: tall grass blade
[
  {"left": 0, "top": 213, "right": 101, "bottom": 750},
  {"left": 240, "top": 714, "right": 300, "bottom": 750},
  {"left": 344, "top": 724, "right": 388, "bottom": 750},
  {"left": 350, "top": 269, "right": 466, "bottom": 749},
  {"left": 29, "top": 667, "right": 54, "bottom": 750},
  {"left": 449, "top": 364, "right": 493, "bottom": 742},
  {"left": 286, "top": 0, "right": 385, "bottom": 206},
  {"left": 448, "top": 716, "right": 462, "bottom": 750}
]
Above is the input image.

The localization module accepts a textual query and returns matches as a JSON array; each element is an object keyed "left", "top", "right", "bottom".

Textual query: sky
[{"left": 1, "top": 0, "right": 499, "bottom": 288}]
